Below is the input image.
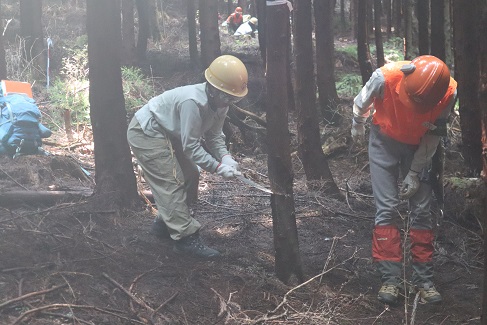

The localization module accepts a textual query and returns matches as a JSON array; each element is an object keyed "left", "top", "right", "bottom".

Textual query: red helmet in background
[
  {"left": 398, "top": 55, "right": 451, "bottom": 114},
  {"left": 235, "top": 7, "right": 243, "bottom": 13}
]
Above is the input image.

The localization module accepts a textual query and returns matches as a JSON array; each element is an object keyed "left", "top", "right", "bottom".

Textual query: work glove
[
  {"left": 221, "top": 154, "right": 239, "bottom": 170},
  {"left": 216, "top": 163, "right": 241, "bottom": 179},
  {"left": 399, "top": 170, "right": 420, "bottom": 200},
  {"left": 351, "top": 118, "right": 366, "bottom": 144}
]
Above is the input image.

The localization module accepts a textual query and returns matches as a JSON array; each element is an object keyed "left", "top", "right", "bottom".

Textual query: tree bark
[
  {"left": 393, "top": 0, "right": 402, "bottom": 37},
  {"left": 121, "top": 0, "right": 136, "bottom": 67},
  {"left": 256, "top": 0, "right": 266, "bottom": 66},
  {"left": 453, "top": 0, "right": 482, "bottom": 176},
  {"left": 86, "top": 0, "right": 140, "bottom": 209},
  {"left": 384, "top": 0, "right": 392, "bottom": 38},
  {"left": 416, "top": 0, "right": 430, "bottom": 55},
  {"left": 314, "top": 0, "right": 339, "bottom": 123},
  {"left": 266, "top": 1, "right": 304, "bottom": 284},
  {"left": 19, "top": 0, "right": 45, "bottom": 79},
  {"left": 479, "top": 4, "right": 487, "bottom": 320},
  {"left": 135, "top": 0, "right": 151, "bottom": 63},
  {"left": 374, "top": 0, "right": 385, "bottom": 67},
  {"left": 403, "top": 0, "right": 413, "bottom": 60},
  {"left": 187, "top": 0, "right": 198, "bottom": 67},
  {"left": 0, "top": 1, "right": 6, "bottom": 80},
  {"left": 430, "top": 0, "right": 445, "bottom": 61},
  {"left": 294, "top": 0, "right": 341, "bottom": 197},
  {"left": 199, "top": 0, "right": 221, "bottom": 68},
  {"left": 357, "top": 0, "right": 374, "bottom": 85}
]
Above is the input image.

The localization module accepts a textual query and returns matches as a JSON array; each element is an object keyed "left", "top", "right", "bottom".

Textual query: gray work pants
[
  {"left": 127, "top": 117, "right": 200, "bottom": 240},
  {"left": 368, "top": 124, "right": 433, "bottom": 230}
]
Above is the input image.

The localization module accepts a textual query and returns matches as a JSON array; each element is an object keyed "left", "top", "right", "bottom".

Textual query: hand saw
[{"left": 235, "top": 174, "right": 274, "bottom": 194}]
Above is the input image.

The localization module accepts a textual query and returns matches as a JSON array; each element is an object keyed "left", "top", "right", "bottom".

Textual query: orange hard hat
[
  {"left": 398, "top": 55, "right": 451, "bottom": 114},
  {"left": 235, "top": 7, "right": 243, "bottom": 13}
]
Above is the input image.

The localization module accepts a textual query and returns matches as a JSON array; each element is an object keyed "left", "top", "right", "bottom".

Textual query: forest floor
[{"left": 0, "top": 2, "right": 484, "bottom": 324}]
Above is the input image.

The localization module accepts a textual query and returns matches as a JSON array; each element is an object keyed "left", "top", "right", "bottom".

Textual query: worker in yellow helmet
[{"left": 127, "top": 55, "right": 248, "bottom": 258}]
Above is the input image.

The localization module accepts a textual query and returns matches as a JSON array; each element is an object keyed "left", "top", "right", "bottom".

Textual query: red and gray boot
[
  {"left": 373, "top": 225, "right": 403, "bottom": 305},
  {"left": 410, "top": 229, "right": 442, "bottom": 304}
]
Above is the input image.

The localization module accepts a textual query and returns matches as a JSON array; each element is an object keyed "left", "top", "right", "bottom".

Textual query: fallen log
[{"left": 0, "top": 190, "right": 92, "bottom": 207}]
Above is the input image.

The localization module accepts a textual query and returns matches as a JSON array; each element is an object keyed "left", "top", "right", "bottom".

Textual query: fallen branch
[
  {"left": 226, "top": 112, "right": 267, "bottom": 136},
  {"left": 10, "top": 304, "right": 145, "bottom": 325},
  {"left": 0, "top": 284, "right": 67, "bottom": 310},
  {"left": 0, "top": 190, "right": 92, "bottom": 207},
  {"left": 101, "top": 272, "right": 154, "bottom": 313},
  {"left": 230, "top": 104, "right": 267, "bottom": 127}
]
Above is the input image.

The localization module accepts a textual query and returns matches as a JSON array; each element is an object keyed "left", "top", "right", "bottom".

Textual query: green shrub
[
  {"left": 121, "top": 66, "right": 155, "bottom": 114},
  {"left": 336, "top": 74, "right": 362, "bottom": 98}
]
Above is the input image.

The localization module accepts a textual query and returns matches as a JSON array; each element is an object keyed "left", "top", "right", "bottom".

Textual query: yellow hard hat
[
  {"left": 249, "top": 17, "right": 258, "bottom": 26},
  {"left": 204, "top": 55, "right": 248, "bottom": 97}
]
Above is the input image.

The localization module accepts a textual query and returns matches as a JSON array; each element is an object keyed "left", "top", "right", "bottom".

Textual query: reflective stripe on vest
[{"left": 372, "top": 61, "right": 457, "bottom": 145}]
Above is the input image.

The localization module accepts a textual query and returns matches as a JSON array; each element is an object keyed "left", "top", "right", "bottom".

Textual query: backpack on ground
[{"left": 0, "top": 80, "right": 52, "bottom": 158}]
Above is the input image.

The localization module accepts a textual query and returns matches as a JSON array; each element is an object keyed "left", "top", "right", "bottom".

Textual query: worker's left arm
[{"left": 410, "top": 91, "right": 457, "bottom": 173}]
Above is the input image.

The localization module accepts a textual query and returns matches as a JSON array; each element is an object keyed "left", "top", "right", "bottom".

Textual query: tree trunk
[
  {"left": 199, "top": 0, "right": 221, "bottom": 68},
  {"left": 86, "top": 0, "right": 140, "bottom": 209},
  {"left": 266, "top": 1, "right": 303, "bottom": 284},
  {"left": 357, "top": 0, "right": 374, "bottom": 85},
  {"left": 453, "top": 0, "right": 482, "bottom": 176},
  {"left": 416, "top": 0, "right": 429, "bottom": 55},
  {"left": 477, "top": 2, "right": 487, "bottom": 316},
  {"left": 314, "top": 0, "right": 339, "bottom": 123},
  {"left": 0, "top": 2, "right": 6, "bottom": 80},
  {"left": 256, "top": 0, "right": 266, "bottom": 66},
  {"left": 403, "top": 0, "right": 413, "bottom": 59},
  {"left": 480, "top": 3, "right": 487, "bottom": 184},
  {"left": 19, "top": 0, "right": 45, "bottom": 79},
  {"left": 384, "top": 0, "right": 392, "bottom": 38},
  {"left": 187, "top": 0, "right": 198, "bottom": 67},
  {"left": 393, "top": 0, "right": 402, "bottom": 37},
  {"left": 294, "top": 0, "right": 341, "bottom": 197},
  {"left": 135, "top": 0, "right": 150, "bottom": 63},
  {"left": 374, "top": 0, "right": 385, "bottom": 67},
  {"left": 350, "top": 0, "right": 357, "bottom": 40},
  {"left": 150, "top": 0, "right": 161, "bottom": 41},
  {"left": 340, "top": 0, "right": 346, "bottom": 34},
  {"left": 479, "top": 5, "right": 487, "bottom": 319},
  {"left": 121, "top": 0, "right": 136, "bottom": 67},
  {"left": 430, "top": 0, "right": 445, "bottom": 60}
]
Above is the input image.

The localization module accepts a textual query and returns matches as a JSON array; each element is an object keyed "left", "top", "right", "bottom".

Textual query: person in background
[
  {"left": 350, "top": 55, "right": 457, "bottom": 305},
  {"left": 127, "top": 55, "right": 248, "bottom": 258},
  {"left": 226, "top": 7, "right": 243, "bottom": 34},
  {"left": 234, "top": 17, "right": 258, "bottom": 37}
]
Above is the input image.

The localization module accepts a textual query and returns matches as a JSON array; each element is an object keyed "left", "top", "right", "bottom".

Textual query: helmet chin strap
[{"left": 206, "top": 83, "right": 222, "bottom": 111}]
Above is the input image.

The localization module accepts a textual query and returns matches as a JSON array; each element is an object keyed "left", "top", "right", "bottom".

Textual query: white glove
[
  {"left": 216, "top": 164, "right": 242, "bottom": 179},
  {"left": 351, "top": 119, "right": 366, "bottom": 143},
  {"left": 221, "top": 154, "right": 239, "bottom": 170},
  {"left": 399, "top": 170, "right": 420, "bottom": 200}
]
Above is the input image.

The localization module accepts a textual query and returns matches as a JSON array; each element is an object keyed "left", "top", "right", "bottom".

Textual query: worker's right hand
[
  {"left": 351, "top": 118, "right": 366, "bottom": 144},
  {"left": 216, "top": 164, "right": 241, "bottom": 179}
]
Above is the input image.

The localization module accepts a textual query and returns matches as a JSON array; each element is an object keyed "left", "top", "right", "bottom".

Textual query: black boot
[
  {"left": 173, "top": 232, "right": 220, "bottom": 258},
  {"left": 150, "top": 218, "right": 171, "bottom": 239}
]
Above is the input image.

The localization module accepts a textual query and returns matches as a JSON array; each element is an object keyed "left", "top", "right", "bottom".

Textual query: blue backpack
[{"left": 0, "top": 93, "right": 52, "bottom": 157}]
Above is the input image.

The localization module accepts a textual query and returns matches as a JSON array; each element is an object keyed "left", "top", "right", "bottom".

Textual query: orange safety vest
[
  {"left": 372, "top": 61, "right": 457, "bottom": 145},
  {"left": 227, "top": 12, "right": 243, "bottom": 25}
]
